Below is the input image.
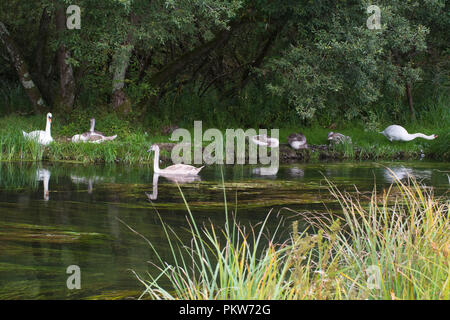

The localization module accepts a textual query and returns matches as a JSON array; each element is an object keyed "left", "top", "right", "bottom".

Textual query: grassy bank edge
[{"left": 1, "top": 121, "right": 448, "bottom": 163}]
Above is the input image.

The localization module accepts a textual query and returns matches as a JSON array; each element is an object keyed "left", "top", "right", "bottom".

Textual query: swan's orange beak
[
  {"left": 434, "top": 135, "right": 438, "bottom": 138},
  {"left": 48, "top": 117, "right": 52, "bottom": 123}
]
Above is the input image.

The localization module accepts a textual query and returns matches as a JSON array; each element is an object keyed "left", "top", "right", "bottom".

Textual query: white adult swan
[
  {"left": 23, "top": 113, "right": 53, "bottom": 146},
  {"left": 250, "top": 134, "right": 279, "bottom": 148},
  {"left": 72, "top": 118, "right": 117, "bottom": 143},
  {"left": 380, "top": 125, "right": 438, "bottom": 142},
  {"left": 148, "top": 144, "right": 204, "bottom": 175}
]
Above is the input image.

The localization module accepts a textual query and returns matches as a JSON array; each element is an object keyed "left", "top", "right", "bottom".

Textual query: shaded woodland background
[{"left": 0, "top": 0, "right": 448, "bottom": 129}]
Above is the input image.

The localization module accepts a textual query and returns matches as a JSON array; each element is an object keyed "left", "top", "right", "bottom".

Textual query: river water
[{"left": 0, "top": 161, "right": 448, "bottom": 299}]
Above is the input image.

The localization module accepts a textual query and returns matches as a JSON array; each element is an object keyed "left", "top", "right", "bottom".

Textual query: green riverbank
[{"left": 1, "top": 114, "right": 448, "bottom": 163}]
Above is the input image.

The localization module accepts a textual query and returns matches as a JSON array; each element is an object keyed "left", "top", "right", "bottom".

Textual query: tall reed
[{"left": 132, "top": 171, "right": 449, "bottom": 300}]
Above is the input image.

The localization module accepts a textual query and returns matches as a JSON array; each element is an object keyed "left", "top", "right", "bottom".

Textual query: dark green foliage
[
  {"left": 56, "top": 109, "right": 140, "bottom": 138},
  {"left": 0, "top": 0, "right": 448, "bottom": 159}
]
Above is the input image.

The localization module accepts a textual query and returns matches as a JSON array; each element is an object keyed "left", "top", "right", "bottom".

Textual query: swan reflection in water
[
  {"left": 288, "top": 166, "right": 305, "bottom": 178},
  {"left": 383, "top": 167, "right": 432, "bottom": 184},
  {"left": 71, "top": 175, "right": 105, "bottom": 194},
  {"left": 252, "top": 166, "right": 279, "bottom": 176},
  {"left": 36, "top": 168, "right": 50, "bottom": 201},
  {"left": 146, "top": 173, "right": 201, "bottom": 201}
]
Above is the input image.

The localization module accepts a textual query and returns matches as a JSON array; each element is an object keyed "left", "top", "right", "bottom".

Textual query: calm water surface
[{"left": 0, "top": 161, "right": 448, "bottom": 299}]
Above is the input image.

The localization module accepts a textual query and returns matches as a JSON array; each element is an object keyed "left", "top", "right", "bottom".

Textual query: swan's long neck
[
  {"left": 407, "top": 133, "right": 435, "bottom": 141},
  {"left": 90, "top": 119, "right": 95, "bottom": 132},
  {"left": 45, "top": 118, "right": 51, "bottom": 135},
  {"left": 153, "top": 147, "right": 161, "bottom": 173}
]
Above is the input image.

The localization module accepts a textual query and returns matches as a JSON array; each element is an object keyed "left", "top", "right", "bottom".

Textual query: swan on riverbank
[
  {"left": 72, "top": 118, "right": 117, "bottom": 143},
  {"left": 23, "top": 113, "right": 53, "bottom": 146},
  {"left": 288, "top": 133, "right": 308, "bottom": 149},
  {"left": 328, "top": 132, "right": 352, "bottom": 144},
  {"left": 250, "top": 134, "right": 279, "bottom": 148},
  {"left": 380, "top": 125, "right": 437, "bottom": 142}
]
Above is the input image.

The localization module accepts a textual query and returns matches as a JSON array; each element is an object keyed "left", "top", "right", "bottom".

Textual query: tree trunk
[
  {"left": 35, "top": 8, "right": 51, "bottom": 76},
  {"left": 225, "top": 22, "right": 283, "bottom": 98},
  {"left": 149, "top": 26, "right": 235, "bottom": 88},
  {"left": 111, "top": 42, "right": 134, "bottom": 114},
  {"left": 143, "top": 24, "right": 237, "bottom": 113},
  {"left": 405, "top": 82, "right": 415, "bottom": 118},
  {"left": 0, "top": 22, "right": 46, "bottom": 113},
  {"left": 242, "top": 24, "right": 282, "bottom": 87},
  {"left": 55, "top": 5, "right": 76, "bottom": 113},
  {"left": 33, "top": 7, "right": 53, "bottom": 105}
]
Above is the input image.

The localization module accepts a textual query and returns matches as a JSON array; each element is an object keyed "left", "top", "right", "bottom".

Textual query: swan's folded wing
[
  {"left": 27, "top": 130, "right": 44, "bottom": 139},
  {"left": 88, "top": 134, "right": 103, "bottom": 142},
  {"left": 163, "top": 164, "right": 202, "bottom": 175}
]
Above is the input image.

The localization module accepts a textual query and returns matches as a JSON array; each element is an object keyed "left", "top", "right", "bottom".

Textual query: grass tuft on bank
[{"left": 0, "top": 114, "right": 173, "bottom": 163}]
